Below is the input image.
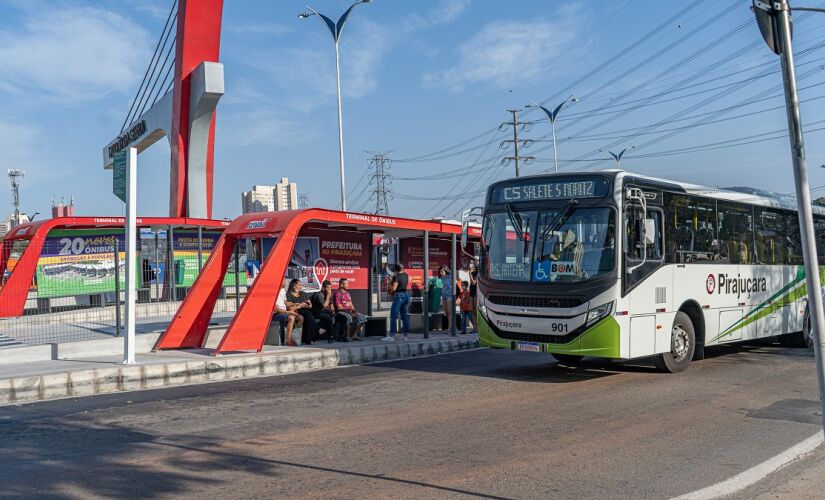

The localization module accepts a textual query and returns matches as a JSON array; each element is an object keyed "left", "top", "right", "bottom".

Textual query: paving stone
[
  {"left": 94, "top": 367, "right": 121, "bottom": 394},
  {"left": 12, "top": 376, "right": 42, "bottom": 402},
  {"left": 69, "top": 370, "right": 96, "bottom": 397},
  {"left": 143, "top": 364, "right": 167, "bottom": 389},
  {"left": 40, "top": 373, "right": 69, "bottom": 400}
]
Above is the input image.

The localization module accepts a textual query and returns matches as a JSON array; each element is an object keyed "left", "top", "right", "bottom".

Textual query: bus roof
[
  {"left": 488, "top": 169, "right": 824, "bottom": 215},
  {"left": 611, "top": 170, "right": 825, "bottom": 214}
]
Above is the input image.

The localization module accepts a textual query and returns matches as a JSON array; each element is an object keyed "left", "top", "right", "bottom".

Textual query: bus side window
[
  {"left": 754, "top": 208, "right": 788, "bottom": 265},
  {"left": 815, "top": 213, "right": 825, "bottom": 261},
  {"left": 717, "top": 202, "right": 754, "bottom": 264}
]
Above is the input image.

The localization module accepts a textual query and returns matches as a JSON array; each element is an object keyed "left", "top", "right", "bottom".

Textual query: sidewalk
[{"left": 0, "top": 333, "right": 480, "bottom": 406}]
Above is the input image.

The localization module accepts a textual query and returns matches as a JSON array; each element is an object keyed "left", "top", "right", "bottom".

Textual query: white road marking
[{"left": 673, "top": 430, "right": 824, "bottom": 500}]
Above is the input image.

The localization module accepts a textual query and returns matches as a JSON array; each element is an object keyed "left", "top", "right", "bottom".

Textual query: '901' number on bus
[{"left": 550, "top": 322, "right": 568, "bottom": 333}]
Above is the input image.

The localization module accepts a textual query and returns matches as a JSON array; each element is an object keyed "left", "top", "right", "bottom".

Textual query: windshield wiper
[
  {"left": 540, "top": 200, "right": 579, "bottom": 241},
  {"left": 505, "top": 203, "right": 525, "bottom": 240}
]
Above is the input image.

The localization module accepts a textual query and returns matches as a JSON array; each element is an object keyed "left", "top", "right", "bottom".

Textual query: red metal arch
[
  {"left": 155, "top": 209, "right": 474, "bottom": 354},
  {"left": 170, "top": 0, "right": 224, "bottom": 217}
]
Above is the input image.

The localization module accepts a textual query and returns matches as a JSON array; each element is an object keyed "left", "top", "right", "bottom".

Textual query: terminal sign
[
  {"left": 491, "top": 178, "right": 609, "bottom": 203},
  {"left": 112, "top": 150, "right": 127, "bottom": 203}
]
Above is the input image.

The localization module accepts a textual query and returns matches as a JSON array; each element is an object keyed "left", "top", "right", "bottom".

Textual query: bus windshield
[{"left": 483, "top": 207, "right": 615, "bottom": 283}]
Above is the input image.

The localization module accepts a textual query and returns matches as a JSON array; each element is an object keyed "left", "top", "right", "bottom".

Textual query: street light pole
[
  {"left": 299, "top": 0, "right": 372, "bottom": 212},
  {"left": 753, "top": 0, "right": 825, "bottom": 433},
  {"left": 605, "top": 146, "right": 636, "bottom": 167},
  {"left": 528, "top": 96, "right": 578, "bottom": 173}
]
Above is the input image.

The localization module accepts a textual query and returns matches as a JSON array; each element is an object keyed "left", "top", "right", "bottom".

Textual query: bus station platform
[{"left": 0, "top": 331, "right": 479, "bottom": 406}]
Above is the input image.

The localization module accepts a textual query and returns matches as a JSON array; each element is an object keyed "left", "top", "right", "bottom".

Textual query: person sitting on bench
[
  {"left": 285, "top": 279, "right": 319, "bottom": 345},
  {"left": 311, "top": 280, "right": 337, "bottom": 343},
  {"left": 273, "top": 278, "right": 302, "bottom": 346},
  {"left": 332, "top": 278, "right": 366, "bottom": 341}
]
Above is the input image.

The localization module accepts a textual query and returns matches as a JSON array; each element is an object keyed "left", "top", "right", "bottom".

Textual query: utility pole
[
  {"left": 500, "top": 110, "right": 534, "bottom": 177},
  {"left": 367, "top": 151, "right": 392, "bottom": 215},
  {"left": 8, "top": 169, "right": 25, "bottom": 228},
  {"left": 298, "top": 194, "right": 310, "bottom": 209},
  {"left": 752, "top": 0, "right": 825, "bottom": 434}
]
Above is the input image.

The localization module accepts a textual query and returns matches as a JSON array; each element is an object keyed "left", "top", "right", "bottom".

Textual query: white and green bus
[{"left": 474, "top": 170, "right": 824, "bottom": 372}]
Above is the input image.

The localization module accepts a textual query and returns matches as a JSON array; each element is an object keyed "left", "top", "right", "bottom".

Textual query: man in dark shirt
[
  {"left": 311, "top": 280, "right": 336, "bottom": 342},
  {"left": 388, "top": 263, "right": 411, "bottom": 341}
]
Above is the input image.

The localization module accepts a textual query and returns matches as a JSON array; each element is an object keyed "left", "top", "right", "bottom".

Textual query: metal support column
[
  {"left": 423, "top": 231, "right": 429, "bottom": 339},
  {"left": 451, "top": 233, "right": 457, "bottom": 337},
  {"left": 774, "top": 0, "right": 825, "bottom": 431},
  {"left": 114, "top": 238, "right": 121, "bottom": 337},
  {"left": 154, "top": 231, "right": 159, "bottom": 303},
  {"left": 197, "top": 225, "right": 203, "bottom": 270},
  {"left": 234, "top": 239, "right": 241, "bottom": 311},
  {"left": 167, "top": 225, "right": 175, "bottom": 302}
]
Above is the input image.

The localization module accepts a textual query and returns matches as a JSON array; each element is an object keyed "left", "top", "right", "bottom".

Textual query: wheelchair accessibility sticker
[{"left": 533, "top": 261, "right": 576, "bottom": 281}]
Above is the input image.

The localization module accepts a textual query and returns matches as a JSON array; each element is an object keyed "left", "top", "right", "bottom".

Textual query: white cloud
[
  {"left": 423, "top": 14, "right": 584, "bottom": 91},
  {"left": 404, "top": 0, "right": 472, "bottom": 31},
  {"left": 0, "top": 6, "right": 151, "bottom": 102},
  {"left": 0, "top": 119, "right": 75, "bottom": 189},
  {"left": 248, "top": 18, "right": 392, "bottom": 110},
  {"left": 220, "top": 109, "right": 311, "bottom": 147},
  {"left": 227, "top": 23, "right": 293, "bottom": 38}
]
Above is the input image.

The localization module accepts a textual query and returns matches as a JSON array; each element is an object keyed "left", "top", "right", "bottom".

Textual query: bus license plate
[{"left": 517, "top": 342, "right": 541, "bottom": 352}]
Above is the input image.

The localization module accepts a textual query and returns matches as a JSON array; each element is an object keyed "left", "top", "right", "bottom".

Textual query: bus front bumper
[{"left": 477, "top": 313, "right": 621, "bottom": 359}]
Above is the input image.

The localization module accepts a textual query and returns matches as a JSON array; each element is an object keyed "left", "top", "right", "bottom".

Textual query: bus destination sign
[{"left": 491, "top": 178, "right": 608, "bottom": 203}]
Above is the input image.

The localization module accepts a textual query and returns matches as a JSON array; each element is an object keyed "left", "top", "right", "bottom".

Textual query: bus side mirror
[
  {"left": 461, "top": 220, "right": 469, "bottom": 249},
  {"left": 644, "top": 218, "right": 656, "bottom": 245}
]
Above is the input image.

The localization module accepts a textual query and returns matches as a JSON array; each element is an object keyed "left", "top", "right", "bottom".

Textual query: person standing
[
  {"left": 387, "top": 264, "right": 410, "bottom": 341},
  {"left": 458, "top": 280, "right": 475, "bottom": 334},
  {"left": 469, "top": 259, "right": 479, "bottom": 335},
  {"left": 285, "top": 279, "right": 319, "bottom": 345},
  {"left": 439, "top": 266, "right": 454, "bottom": 332}
]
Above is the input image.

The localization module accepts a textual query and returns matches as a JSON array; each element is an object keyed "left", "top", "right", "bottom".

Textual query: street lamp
[
  {"left": 601, "top": 146, "right": 636, "bottom": 167},
  {"left": 527, "top": 96, "right": 578, "bottom": 173},
  {"left": 299, "top": 0, "right": 372, "bottom": 212}
]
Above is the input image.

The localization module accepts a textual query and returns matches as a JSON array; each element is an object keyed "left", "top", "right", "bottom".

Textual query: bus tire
[
  {"left": 654, "top": 311, "right": 695, "bottom": 373},
  {"left": 552, "top": 354, "right": 584, "bottom": 365}
]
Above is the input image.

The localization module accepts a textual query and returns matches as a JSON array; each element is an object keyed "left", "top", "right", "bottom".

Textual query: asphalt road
[{"left": 0, "top": 343, "right": 821, "bottom": 499}]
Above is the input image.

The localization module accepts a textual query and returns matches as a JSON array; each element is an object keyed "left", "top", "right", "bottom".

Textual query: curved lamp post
[
  {"left": 299, "top": 0, "right": 372, "bottom": 211},
  {"left": 527, "top": 96, "right": 578, "bottom": 173},
  {"left": 602, "top": 146, "right": 636, "bottom": 167}
]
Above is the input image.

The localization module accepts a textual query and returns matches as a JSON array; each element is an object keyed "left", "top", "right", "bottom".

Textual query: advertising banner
[
  {"left": 287, "top": 227, "right": 370, "bottom": 292},
  {"left": 401, "top": 237, "right": 478, "bottom": 288},
  {"left": 34, "top": 229, "right": 132, "bottom": 298},
  {"left": 401, "top": 238, "right": 451, "bottom": 288},
  {"left": 171, "top": 231, "right": 245, "bottom": 287}
]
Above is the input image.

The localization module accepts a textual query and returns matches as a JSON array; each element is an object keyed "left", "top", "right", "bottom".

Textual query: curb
[{"left": 0, "top": 337, "right": 480, "bottom": 406}]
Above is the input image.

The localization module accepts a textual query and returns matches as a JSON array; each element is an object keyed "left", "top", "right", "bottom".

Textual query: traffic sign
[{"left": 112, "top": 150, "right": 127, "bottom": 203}]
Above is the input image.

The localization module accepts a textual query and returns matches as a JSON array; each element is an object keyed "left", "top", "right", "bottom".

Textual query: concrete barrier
[{"left": 0, "top": 336, "right": 480, "bottom": 405}]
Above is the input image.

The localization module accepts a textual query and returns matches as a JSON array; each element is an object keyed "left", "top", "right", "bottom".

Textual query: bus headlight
[
  {"left": 478, "top": 293, "right": 488, "bottom": 317},
  {"left": 586, "top": 301, "right": 614, "bottom": 326}
]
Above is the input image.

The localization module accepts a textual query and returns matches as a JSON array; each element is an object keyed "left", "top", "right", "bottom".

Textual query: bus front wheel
[{"left": 654, "top": 312, "right": 695, "bottom": 373}]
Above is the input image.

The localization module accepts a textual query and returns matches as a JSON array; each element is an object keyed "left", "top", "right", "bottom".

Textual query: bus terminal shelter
[
  {"left": 155, "top": 209, "right": 480, "bottom": 355},
  {"left": 0, "top": 217, "right": 231, "bottom": 319}
]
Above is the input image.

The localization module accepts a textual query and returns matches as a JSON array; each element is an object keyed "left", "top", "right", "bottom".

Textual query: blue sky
[{"left": 2, "top": 0, "right": 825, "bottom": 221}]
